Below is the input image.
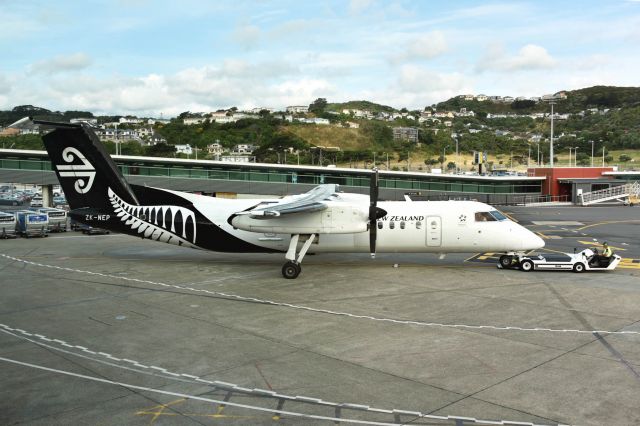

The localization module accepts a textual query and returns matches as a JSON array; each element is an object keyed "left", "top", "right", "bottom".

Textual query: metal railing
[{"left": 579, "top": 181, "right": 639, "bottom": 206}]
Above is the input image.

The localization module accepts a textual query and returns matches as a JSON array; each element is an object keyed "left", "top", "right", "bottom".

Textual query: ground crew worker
[{"left": 602, "top": 242, "right": 612, "bottom": 258}]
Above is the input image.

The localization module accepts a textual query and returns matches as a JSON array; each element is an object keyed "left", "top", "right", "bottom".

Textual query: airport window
[
  {"left": 475, "top": 212, "right": 497, "bottom": 222},
  {"left": 377, "top": 222, "right": 383, "bottom": 230},
  {"left": 416, "top": 221, "right": 422, "bottom": 229},
  {"left": 400, "top": 221, "right": 405, "bottom": 229},
  {"left": 389, "top": 221, "right": 395, "bottom": 230}
]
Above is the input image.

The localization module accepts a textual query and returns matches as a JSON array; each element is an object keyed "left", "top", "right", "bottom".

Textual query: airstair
[{"left": 579, "top": 181, "right": 640, "bottom": 206}]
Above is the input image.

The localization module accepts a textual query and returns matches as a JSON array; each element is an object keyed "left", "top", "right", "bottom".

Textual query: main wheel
[
  {"left": 499, "top": 255, "right": 513, "bottom": 268},
  {"left": 282, "top": 261, "right": 301, "bottom": 279},
  {"left": 573, "top": 262, "right": 585, "bottom": 273},
  {"left": 520, "top": 259, "right": 534, "bottom": 272}
]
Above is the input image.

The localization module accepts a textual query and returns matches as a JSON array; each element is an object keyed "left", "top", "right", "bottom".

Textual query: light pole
[
  {"left": 590, "top": 140, "right": 594, "bottom": 167},
  {"left": 114, "top": 123, "right": 119, "bottom": 155},
  {"left": 549, "top": 101, "right": 555, "bottom": 167},
  {"left": 574, "top": 147, "right": 579, "bottom": 167},
  {"left": 568, "top": 147, "right": 573, "bottom": 166},
  {"left": 527, "top": 143, "right": 531, "bottom": 168},
  {"left": 442, "top": 145, "right": 448, "bottom": 171},
  {"left": 602, "top": 144, "right": 605, "bottom": 167}
]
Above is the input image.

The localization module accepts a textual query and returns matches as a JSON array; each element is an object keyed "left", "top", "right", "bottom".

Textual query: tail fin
[{"left": 39, "top": 121, "right": 139, "bottom": 211}]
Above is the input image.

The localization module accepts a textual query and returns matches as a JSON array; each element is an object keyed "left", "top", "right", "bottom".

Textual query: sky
[{"left": 1, "top": 0, "right": 639, "bottom": 117}]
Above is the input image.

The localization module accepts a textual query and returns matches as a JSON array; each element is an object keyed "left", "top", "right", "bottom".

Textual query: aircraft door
[{"left": 426, "top": 216, "right": 441, "bottom": 247}]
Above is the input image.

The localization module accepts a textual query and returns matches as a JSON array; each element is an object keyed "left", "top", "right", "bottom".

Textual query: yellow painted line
[
  {"left": 478, "top": 255, "right": 489, "bottom": 260},
  {"left": 618, "top": 263, "right": 640, "bottom": 270},
  {"left": 136, "top": 398, "right": 258, "bottom": 422},
  {"left": 577, "top": 219, "right": 640, "bottom": 231},
  {"left": 577, "top": 241, "right": 627, "bottom": 251},
  {"left": 501, "top": 212, "right": 519, "bottom": 223}
]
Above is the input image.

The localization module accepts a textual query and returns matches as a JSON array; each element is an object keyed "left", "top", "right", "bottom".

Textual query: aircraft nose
[{"left": 521, "top": 228, "right": 545, "bottom": 250}]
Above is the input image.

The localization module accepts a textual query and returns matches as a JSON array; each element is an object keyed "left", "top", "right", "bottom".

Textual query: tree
[
  {"left": 145, "top": 143, "right": 176, "bottom": 157},
  {"left": 308, "top": 98, "right": 327, "bottom": 114}
]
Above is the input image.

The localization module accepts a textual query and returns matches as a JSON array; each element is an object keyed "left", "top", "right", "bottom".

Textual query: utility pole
[
  {"left": 574, "top": 147, "right": 578, "bottom": 167},
  {"left": 549, "top": 101, "right": 555, "bottom": 167},
  {"left": 590, "top": 140, "right": 594, "bottom": 167},
  {"left": 455, "top": 136, "right": 459, "bottom": 174}
]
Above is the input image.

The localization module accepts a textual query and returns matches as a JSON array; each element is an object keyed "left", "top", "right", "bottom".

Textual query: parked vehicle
[
  {"left": 31, "top": 207, "right": 68, "bottom": 232},
  {"left": 30, "top": 195, "right": 44, "bottom": 208},
  {"left": 70, "top": 218, "right": 109, "bottom": 234},
  {"left": 15, "top": 210, "right": 49, "bottom": 237},
  {"left": 500, "top": 248, "right": 621, "bottom": 273},
  {"left": 0, "top": 195, "right": 24, "bottom": 206},
  {"left": 0, "top": 211, "right": 17, "bottom": 238},
  {"left": 52, "top": 196, "right": 67, "bottom": 208}
]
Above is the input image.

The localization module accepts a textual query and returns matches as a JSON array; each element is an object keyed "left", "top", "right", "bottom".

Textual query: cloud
[
  {"left": 28, "top": 53, "right": 93, "bottom": 75},
  {"left": 372, "top": 64, "right": 471, "bottom": 108},
  {"left": 231, "top": 24, "right": 262, "bottom": 49},
  {"left": 231, "top": 19, "right": 316, "bottom": 50},
  {"left": 476, "top": 44, "right": 555, "bottom": 72},
  {"left": 349, "top": 0, "right": 374, "bottom": 15},
  {"left": 0, "top": 74, "right": 10, "bottom": 95},
  {"left": 391, "top": 30, "right": 448, "bottom": 63}
]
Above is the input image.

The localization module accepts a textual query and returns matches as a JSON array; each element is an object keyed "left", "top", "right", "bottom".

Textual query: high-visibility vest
[{"left": 603, "top": 246, "right": 612, "bottom": 257}]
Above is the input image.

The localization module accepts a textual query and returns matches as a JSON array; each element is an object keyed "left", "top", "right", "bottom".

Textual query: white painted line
[
  {"left": 0, "top": 324, "right": 567, "bottom": 426},
  {"left": 2, "top": 356, "right": 566, "bottom": 426},
  {"left": 531, "top": 221, "right": 584, "bottom": 226},
  {"left": 2, "top": 253, "right": 638, "bottom": 337}
]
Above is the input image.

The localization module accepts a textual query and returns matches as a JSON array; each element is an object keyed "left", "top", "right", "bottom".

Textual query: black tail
[{"left": 39, "top": 121, "right": 139, "bottom": 211}]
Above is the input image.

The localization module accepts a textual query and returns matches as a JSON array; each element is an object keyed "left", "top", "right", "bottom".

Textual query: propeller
[{"left": 369, "top": 168, "right": 386, "bottom": 258}]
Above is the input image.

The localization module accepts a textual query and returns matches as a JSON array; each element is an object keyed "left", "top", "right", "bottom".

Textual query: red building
[{"left": 528, "top": 167, "right": 615, "bottom": 197}]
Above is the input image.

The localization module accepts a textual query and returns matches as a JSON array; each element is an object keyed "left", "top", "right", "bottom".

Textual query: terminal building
[{"left": 1, "top": 148, "right": 637, "bottom": 206}]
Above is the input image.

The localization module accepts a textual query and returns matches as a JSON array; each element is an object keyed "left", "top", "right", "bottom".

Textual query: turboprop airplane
[{"left": 22, "top": 119, "right": 544, "bottom": 279}]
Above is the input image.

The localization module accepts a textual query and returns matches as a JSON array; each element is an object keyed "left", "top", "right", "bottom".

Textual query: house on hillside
[
  {"left": 175, "top": 144, "right": 193, "bottom": 155},
  {"left": 286, "top": 105, "right": 309, "bottom": 113},
  {"left": 393, "top": 127, "right": 419, "bottom": 143}
]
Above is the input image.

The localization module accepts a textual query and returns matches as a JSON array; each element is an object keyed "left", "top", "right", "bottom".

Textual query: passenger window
[
  {"left": 377, "top": 221, "right": 383, "bottom": 230},
  {"left": 416, "top": 221, "right": 422, "bottom": 229},
  {"left": 400, "top": 221, "right": 405, "bottom": 229},
  {"left": 475, "top": 212, "right": 497, "bottom": 222},
  {"left": 389, "top": 221, "right": 395, "bottom": 230}
]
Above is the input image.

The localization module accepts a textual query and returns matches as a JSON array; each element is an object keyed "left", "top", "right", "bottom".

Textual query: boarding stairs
[{"left": 579, "top": 181, "right": 640, "bottom": 206}]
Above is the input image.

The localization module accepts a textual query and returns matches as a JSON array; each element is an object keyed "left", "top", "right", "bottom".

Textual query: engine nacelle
[{"left": 231, "top": 205, "right": 368, "bottom": 234}]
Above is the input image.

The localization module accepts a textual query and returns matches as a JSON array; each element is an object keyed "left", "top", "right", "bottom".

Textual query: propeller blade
[{"left": 369, "top": 168, "right": 379, "bottom": 258}]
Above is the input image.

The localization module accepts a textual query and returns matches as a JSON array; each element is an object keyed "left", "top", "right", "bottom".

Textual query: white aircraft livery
[{"left": 35, "top": 119, "right": 544, "bottom": 279}]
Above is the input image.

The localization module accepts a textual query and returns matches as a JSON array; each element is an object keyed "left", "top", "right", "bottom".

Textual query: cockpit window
[
  {"left": 475, "top": 212, "right": 497, "bottom": 222},
  {"left": 490, "top": 210, "right": 508, "bottom": 221}
]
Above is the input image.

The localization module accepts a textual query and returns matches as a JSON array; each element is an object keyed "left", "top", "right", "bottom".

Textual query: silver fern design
[{"left": 108, "top": 188, "right": 197, "bottom": 247}]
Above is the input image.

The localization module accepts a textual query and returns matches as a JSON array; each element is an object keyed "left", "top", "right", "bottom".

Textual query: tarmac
[{"left": 0, "top": 205, "right": 639, "bottom": 425}]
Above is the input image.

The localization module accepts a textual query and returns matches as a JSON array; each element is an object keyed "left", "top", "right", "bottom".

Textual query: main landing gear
[{"left": 282, "top": 234, "right": 316, "bottom": 279}]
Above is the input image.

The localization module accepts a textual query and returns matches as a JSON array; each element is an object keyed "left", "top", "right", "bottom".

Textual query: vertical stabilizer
[{"left": 40, "top": 122, "right": 139, "bottom": 211}]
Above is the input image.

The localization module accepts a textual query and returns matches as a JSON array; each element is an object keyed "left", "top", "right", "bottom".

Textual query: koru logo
[
  {"left": 56, "top": 147, "right": 96, "bottom": 194},
  {"left": 458, "top": 214, "right": 467, "bottom": 223}
]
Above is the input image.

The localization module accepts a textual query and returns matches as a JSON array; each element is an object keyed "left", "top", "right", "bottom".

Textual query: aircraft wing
[{"left": 236, "top": 184, "right": 339, "bottom": 218}]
